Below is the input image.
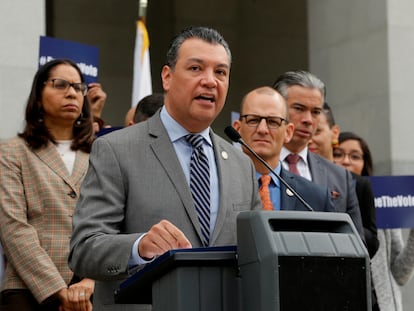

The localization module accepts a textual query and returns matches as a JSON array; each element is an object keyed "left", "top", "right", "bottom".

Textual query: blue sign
[
  {"left": 369, "top": 175, "right": 414, "bottom": 228},
  {"left": 38, "top": 36, "right": 99, "bottom": 84}
]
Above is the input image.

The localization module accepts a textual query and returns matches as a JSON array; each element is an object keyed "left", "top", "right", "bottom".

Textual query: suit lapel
[
  {"left": 308, "top": 152, "right": 328, "bottom": 185},
  {"left": 35, "top": 142, "right": 88, "bottom": 195},
  {"left": 209, "top": 132, "right": 230, "bottom": 245},
  {"left": 35, "top": 142, "right": 73, "bottom": 184},
  {"left": 71, "top": 151, "right": 89, "bottom": 190},
  {"left": 280, "top": 169, "right": 299, "bottom": 211},
  {"left": 147, "top": 115, "right": 202, "bottom": 240}
]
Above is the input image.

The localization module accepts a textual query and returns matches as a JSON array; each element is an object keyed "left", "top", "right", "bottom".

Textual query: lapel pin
[
  {"left": 286, "top": 189, "right": 294, "bottom": 197},
  {"left": 221, "top": 151, "right": 228, "bottom": 160}
]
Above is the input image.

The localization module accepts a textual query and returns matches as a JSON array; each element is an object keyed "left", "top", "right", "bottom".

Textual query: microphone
[{"left": 224, "top": 126, "right": 314, "bottom": 211}]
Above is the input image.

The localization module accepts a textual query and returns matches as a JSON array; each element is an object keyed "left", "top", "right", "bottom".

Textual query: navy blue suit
[
  {"left": 307, "top": 152, "right": 365, "bottom": 243},
  {"left": 279, "top": 168, "right": 334, "bottom": 212}
]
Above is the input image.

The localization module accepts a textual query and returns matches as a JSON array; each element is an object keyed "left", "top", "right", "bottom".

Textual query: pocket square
[{"left": 331, "top": 190, "right": 341, "bottom": 199}]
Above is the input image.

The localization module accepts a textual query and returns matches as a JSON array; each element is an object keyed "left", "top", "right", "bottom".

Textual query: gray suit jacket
[
  {"left": 307, "top": 152, "right": 365, "bottom": 241},
  {"left": 69, "top": 112, "right": 262, "bottom": 310},
  {"left": 279, "top": 168, "right": 334, "bottom": 212}
]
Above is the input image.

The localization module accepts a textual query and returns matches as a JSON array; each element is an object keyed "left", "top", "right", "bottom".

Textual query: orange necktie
[{"left": 259, "top": 175, "right": 274, "bottom": 210}]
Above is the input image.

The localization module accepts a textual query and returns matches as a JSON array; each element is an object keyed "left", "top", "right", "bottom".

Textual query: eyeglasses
[
  {"left": 240, "top": 114, "right": 287, "bottom": 129},
  {"left": 333, "top": 149, "right": 363, "bottom": 162},
  {"left": 45, "top": 78, "right": 88, "bottom": 96}
]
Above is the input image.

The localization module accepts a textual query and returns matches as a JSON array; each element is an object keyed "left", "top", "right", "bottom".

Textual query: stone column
[
  {"left": 308, "top": 1, "right": 414, "bottom": 309},
  {"left": 0, "top": 0, "right": 45, "bottom": 139},
  {"left": 307, "top": 0, "right": 398, "bottom": 175}
]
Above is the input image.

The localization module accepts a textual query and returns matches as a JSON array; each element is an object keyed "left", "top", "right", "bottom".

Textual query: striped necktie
[{"left": 186, "top": 134, "right": 210, "bottom": 247}]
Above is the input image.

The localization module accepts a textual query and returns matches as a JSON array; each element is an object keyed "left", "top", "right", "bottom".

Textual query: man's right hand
[{"left": 138, "top": 220, "right": 192, "bottom": 259}]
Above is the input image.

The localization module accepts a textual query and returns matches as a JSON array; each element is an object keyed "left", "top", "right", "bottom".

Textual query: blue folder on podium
[{"left": 114, "top": 245, "right": 238, "bottom": 305}]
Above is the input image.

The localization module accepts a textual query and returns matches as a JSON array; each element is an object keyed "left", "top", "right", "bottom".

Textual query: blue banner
[
  {"left": 369, "top": 175, "right": 414, "bottom": 228},
  {"left": 38, "top": 36, "right": 99, "bottom": 84}
]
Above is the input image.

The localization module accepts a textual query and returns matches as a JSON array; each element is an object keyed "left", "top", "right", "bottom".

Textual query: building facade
[{"left": 1, "top": 0, "right": 414, "bottom": 306}]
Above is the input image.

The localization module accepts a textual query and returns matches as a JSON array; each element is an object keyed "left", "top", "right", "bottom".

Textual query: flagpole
[
  {"left": 131, "top": 0, "right": 152, "bottom": 107},
  {"left": 139, "top": 0, "right": 147, "bottom": 22}
]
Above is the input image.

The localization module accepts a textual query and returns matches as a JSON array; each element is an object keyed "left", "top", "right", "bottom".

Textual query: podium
[
  {"left": 115, "top": 211, "right": 371, "bottom": 311},
  {"left": 114, "top": 246, "right": 240, "bottom": 310},
  {"left": 237, "top": 211, "right": 371, "bottom": 311}
]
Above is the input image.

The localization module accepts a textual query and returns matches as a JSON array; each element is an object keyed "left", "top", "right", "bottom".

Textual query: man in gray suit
[
  {"left": 69, "top": 27, "right": 262, "bottom": 310},
  {"left": 233, "top": 86, "right": 334, "bottom": 212},
  {"left": 272, "top": 70, "right": 365, "bottom": 241}
]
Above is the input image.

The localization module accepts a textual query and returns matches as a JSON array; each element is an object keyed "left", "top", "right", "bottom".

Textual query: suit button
[{"left": 68, "top": 191, "right": 76, "bottom": 198}]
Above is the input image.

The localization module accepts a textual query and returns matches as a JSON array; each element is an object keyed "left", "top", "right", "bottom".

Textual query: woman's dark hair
[
  {"left": 18, "top": 58, "right": 94, "bottom": 152},
  {"left": 338, "top": 131, "right": 374, "bottom": 176}
]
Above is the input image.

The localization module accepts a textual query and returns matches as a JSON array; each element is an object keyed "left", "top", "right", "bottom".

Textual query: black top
[{"left": 352, "top": 173, "right": 379, "bottom": 258}]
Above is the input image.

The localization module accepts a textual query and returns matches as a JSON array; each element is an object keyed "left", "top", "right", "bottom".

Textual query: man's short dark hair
[
  {"left": 272, "top": 70, "right": 326, "bottom": 102},
  {"left": 165, "top": 26, "right": 231, "bottom": 70}
]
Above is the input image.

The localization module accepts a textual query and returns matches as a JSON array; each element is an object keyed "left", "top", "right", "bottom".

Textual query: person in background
[
  {"left": 233, "top": 86, "right": 333, "bottom": 212},
  {"left": 0, "top": 59, "right": 95, "bottom": 310},
  {"left": 335, "top": 132, "right": 414, "bottom": 311},
  {"left": 87, "top": 82, "right": 107, "bottom": 120},
  {"left": 128, "top": 93, "right": 164, "bottom": 126},
  {"left": 308, "top": 102, "right": 340, "bottom": 160},
  {"left": 272, "top": 70, "right": 365, "bottom": 242},
  {"left": 308, "top": 104, "right": 379, "bottom": 257},
  {"left": 124, "top": 105, "right": 136, "bottom": 127},
  {"left": 87, "top": 84, "right": 125, "bottom": 137},
  {"left": 68, "top": 26, "right": 262, "bottom": 310},
  {"left": 308, "top": 106, "right": 379, "bottom": 310},
  {"left": 86, "top": 82, "right": 108, "bottom": 133},
  {"left": 334, "top": 132, "right": 373, "bottom": 176}
]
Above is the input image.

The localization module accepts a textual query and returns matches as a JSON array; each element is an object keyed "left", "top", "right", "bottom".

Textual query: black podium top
[{"left": 114, "top": 245, "right": 237, "bottom": 304}]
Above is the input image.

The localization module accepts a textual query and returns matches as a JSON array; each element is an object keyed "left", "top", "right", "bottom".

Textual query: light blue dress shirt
[
  {"left": 159, "top": 107, "right": 219, "bottom": 233},
  {"left": 257, "top": 162, "right": 282, "bottom": 210},
  {"left": 130, "top": 107, "right": 219, "bottom": 265}
]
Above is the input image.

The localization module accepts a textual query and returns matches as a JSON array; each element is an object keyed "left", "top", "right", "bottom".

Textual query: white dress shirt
[{"left": 281, "top": 146, "right": 312, "bottom": 181}]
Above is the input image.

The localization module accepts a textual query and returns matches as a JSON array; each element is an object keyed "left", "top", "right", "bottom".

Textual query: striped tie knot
[{"left": 186, "top": 134, "right": 205, "bottom": 149}]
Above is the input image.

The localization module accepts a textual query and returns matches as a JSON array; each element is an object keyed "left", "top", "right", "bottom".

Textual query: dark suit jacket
[
  {"left": 352, "top": 173, "right": 379, "bottom": 258},
  {"left": 279, "top": 168, "right": 335, "bottom": 212},
  {"left": 307, "top": 152, "right": 365, "bottom": 243},
  {"left": 69, "top": 112, "right": 262, "bottom": 310}
]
